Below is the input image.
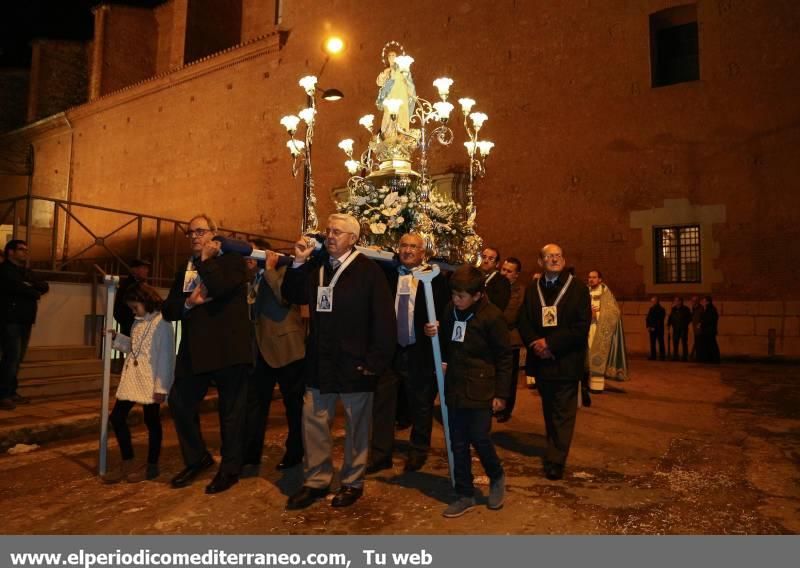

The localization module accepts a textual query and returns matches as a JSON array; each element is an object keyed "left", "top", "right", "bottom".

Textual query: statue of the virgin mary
[{"left": 376, "top": 41, "right": 416, "bottom": 137}]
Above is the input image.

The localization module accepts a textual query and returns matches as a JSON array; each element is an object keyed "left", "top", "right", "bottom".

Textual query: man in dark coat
[
  {"left": 162, "top": 214, "right": 251, "bottom": 494},
  {"left": 518, "top": 243, "right": 590, "bottom": 481},
  {"left": 697, "top": 296, "right": 721, "bottom": 363},
  {"left": 369, "top": 233, "right": 450, "bottom": 474},
  {"left": 667, "top": 297, "right": 692, "bottom": 361},
  {"left": 282, "top": 213, "right": 395, "bottom": 509},
  {"left": 646, "top": 296, "right": 666, "bottom": 361},
  {"left": 0, "top": 240, "right": 49, "bottom": 410},
  {"left": 479, "top": 246, "right": 511, "bottom": 311}
]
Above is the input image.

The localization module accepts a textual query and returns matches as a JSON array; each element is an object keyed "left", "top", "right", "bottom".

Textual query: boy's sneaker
[
  {"left": 442, "top": 496, "right": 476, "bottom": 518},
  {"left": 488, "top": 475, "right": 505, "bottom": 510}
]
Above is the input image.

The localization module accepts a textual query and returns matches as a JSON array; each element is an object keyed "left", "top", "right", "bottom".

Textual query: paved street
[{"left": 1, "top": 359, "right": 798, "bottom": 534}]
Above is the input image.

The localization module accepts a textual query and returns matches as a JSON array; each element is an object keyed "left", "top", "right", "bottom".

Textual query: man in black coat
[
  {"left": 518, "top": 243, "right": 590, "bottom": 481},
  {"left": 282, "top": 213, "right": 396, "bottom": 509},
  {"left": 667, "top": 297, "right": 692, "bottom": 361},
  {"left": 697, "top": 296, "right": 721, "bottom": 363},
  {"left": 162, "top": 214, "right": 251, "bottom": 494},
  {"left": 479, "top": 246, "right": 511, "bottom": 311},
  {"left": 646, "top": 296, "right": 666, "bottom": 361},
  {"left": 369, "top": 233, "right": 450, "bottom": 474},
  {"left": 0, "top": 240, "right": 49, "bottom": 410}
]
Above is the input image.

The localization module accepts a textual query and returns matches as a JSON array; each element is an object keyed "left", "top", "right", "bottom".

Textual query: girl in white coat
[{"left": 104, "top": 283, "right": 175, "bottom": 483}]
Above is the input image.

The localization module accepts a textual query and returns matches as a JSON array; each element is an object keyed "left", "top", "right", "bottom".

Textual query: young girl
[{"left": 104, "top": 283, "right": 175, "bottom": 483}]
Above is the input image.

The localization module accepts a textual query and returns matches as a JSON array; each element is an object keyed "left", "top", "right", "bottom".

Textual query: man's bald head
[{"left": 538, "top": 243, "right": 565, "bottom": 275}]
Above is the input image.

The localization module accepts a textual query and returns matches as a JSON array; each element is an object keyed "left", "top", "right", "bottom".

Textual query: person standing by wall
[{"left": 0, "top": 240, "right": 49, "bottom": 410}]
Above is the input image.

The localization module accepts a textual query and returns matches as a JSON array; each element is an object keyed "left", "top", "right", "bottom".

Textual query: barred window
[{"left": 654, "top": 225, "right": 701, "bottom": 284}]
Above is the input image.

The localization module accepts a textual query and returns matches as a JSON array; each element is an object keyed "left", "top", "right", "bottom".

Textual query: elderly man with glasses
[
  {"left": 162, "top": 213, "right": 251, "bottom": 494},
  {"left": 281, "top": 213, "right": 396, "bottom": 509},
  {"left": 518, "top": 244, "right": 590, "bottom": 481}
]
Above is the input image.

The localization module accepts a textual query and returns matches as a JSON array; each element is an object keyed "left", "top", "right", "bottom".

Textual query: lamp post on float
[{"left": 279, "top": 36, "right": 346, "bottom": 233}]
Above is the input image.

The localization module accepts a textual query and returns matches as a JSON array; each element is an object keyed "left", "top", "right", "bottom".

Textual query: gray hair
[
  {"left": 328, "top": 213, "right": 361, "bottom": 238},
  {"left": 189, "top": 213, "right": 218, "bottom": 232}
]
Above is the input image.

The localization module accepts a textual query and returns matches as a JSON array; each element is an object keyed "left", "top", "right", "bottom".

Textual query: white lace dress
[{"left": 112, "top": 312, "right": 176, "bottom": 404}]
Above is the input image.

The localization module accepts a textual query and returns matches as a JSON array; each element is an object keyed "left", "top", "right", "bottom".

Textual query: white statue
[{"left": 376, "top": 41, "right": 416, "bottom": 137}]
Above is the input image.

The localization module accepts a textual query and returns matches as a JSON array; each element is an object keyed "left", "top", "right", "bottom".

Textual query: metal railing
[{"left": 0, "top": 194, "right": 295, "bottom": 287}]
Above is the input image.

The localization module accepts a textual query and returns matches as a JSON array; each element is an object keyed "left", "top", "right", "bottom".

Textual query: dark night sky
[{"left": 0, "top": 0, "right": 165, "bottom": 69}]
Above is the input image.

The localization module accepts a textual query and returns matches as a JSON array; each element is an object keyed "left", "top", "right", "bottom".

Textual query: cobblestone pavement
[{"left": 1, "top": 359, "right": 798, "bottom": 534}]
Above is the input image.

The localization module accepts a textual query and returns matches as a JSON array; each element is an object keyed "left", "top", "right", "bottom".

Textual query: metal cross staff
[
  {"left": 412, "top": 264, "right": 455, "bottom": 486},
  {"left": 99, "top": 274, "right": 119, "bottom": 476}
]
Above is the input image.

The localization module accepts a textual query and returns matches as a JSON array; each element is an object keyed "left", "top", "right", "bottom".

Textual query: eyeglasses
[
  {"left": 185, "top": 229, "right": 211, "bottom": 238},
  {"left": 325, "top": 228, "right": 354, "bottom": 238}
]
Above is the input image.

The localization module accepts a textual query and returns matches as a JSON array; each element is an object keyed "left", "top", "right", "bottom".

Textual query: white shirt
[{"left": 395, "top": 270, "right": 418, "bottom": 345}]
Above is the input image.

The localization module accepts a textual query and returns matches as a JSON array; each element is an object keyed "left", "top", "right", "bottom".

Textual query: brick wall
[
  {"left": 100, "top": 6, "right": 158, "bottom": 95},
  {"left": 241, "top": 0, "right": 276, "bottom": 42},
  {"left": 27, "top": 41, "right": 88, "bottom": 122},
  {"left": 1, "top": 0, "right": 799, "bottom": 312},
  {"left": 184, "top": 0, "right": 242, "bottom": 64}
]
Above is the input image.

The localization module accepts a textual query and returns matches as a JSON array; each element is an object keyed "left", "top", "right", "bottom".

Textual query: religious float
[{"left": 279, "top": 41, "right": 495, "bottom": 265}]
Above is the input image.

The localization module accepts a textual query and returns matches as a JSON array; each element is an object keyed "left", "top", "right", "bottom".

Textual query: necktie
[
  {"left": 329, "top": 257, "right": 342, "bottom": 271},
  {"left": 398, "top": 265, "right": 412, "bottom": 276},
  {"left": 397, "top": 288, "right": 410, "bottom": 347}
]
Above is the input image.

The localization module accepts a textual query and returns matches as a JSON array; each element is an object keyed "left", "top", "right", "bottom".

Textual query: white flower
[
  {"left": 400, "top": 196, "right": 408, "bottom": 204},
  {"left": 370, "top": 222, "right": 387, "bottom": 235},
  {"left": 355, "top": 196, "right": 367, "bottom": 205},
  {"left": 396, "top": 216, "right": 405, "bottom": 224},
  {"left": 383, "top": 192, "right": 399, "bottom": 207},
  {"left": 379, "top": 186, "right": 389, "bottom": 194}
]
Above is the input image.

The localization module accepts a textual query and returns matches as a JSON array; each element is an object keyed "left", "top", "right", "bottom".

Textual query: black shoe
[
  {"left": 582, "top": 387, "right": 592, "bottom": 408},
  {"left": 10, "top": 394, "right": 30, "bottom": 405},
  {"left": 544, "top": 462, "right": 564, "bottom": 481},
  {"left": 366, "top": 458, "right": 393, "bottom": 474},
  {"left": 205, "top": 471, "right": 239, "bottom": 494},
  {"left": 170, "top": 453, "right": 215, "bottom": 488},
  {"left": 286, "top": 485, "right": 329, "bottom": 510},
  {"left": 395, "top": 420, "right": 412, "bottom": 431},
  {"left": 495, "top": 413, "right": 511, "bottom": 423},
  {"left": 331, "top": 485, "right": 363, "bottom": 507},
  {"left": 404, "top": 454, "right": 427, "bottom": 472},
  {"left": 0, "top": 398, "right": 16, "bottom": 411},
  {"left": 276, "top": 454, "right": 303, "bottom": 471}
]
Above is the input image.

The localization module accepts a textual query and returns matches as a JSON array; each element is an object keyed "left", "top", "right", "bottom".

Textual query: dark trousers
[
  {"left": 672, "top": 328, "right": 689, "bottom": 360},
  {"left": 448, "top": 407, "right": 503, "bottom": 497},
  {"left": 649, "top": 329, "right": 665, "bottom": 360},
  {"left": 242, "top": 354, "right": 305, "bottom": 465},
  {"left": 168, "top": 364, "right": 249, "bottom": 475},
  {"left": 371, "top": 344, "right": 436, "bottom": 463},
  {"left": 697, "top": 335, "right": 721, "bottom": 364},
  {"left": 498, "top": 348, "right": 521, "bottom": 418},
  {"left": 0, "top": 323, "right": 32, "bottom": 399},
  {"left": 109, "top": 399, "right": 162, "bottom": 463},
  {"left": 538, "top": 379, "right": 579, "bottom": 466}
]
